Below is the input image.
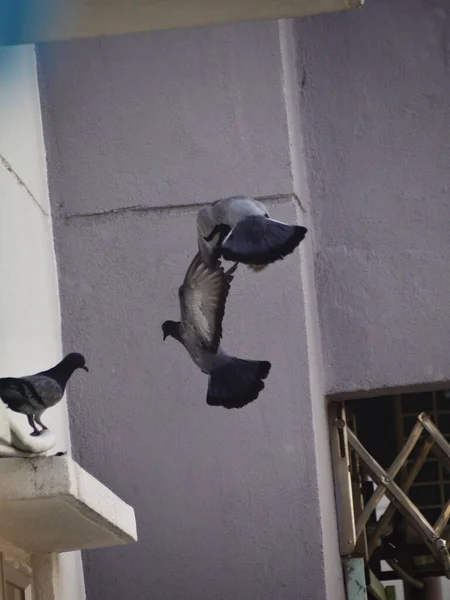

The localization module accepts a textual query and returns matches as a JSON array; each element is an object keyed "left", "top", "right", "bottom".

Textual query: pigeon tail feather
[
  {"left": 220, "top": 215, "right": 307, "bottom": 266},
  {"left": 207, "top": 356, "right": 271, "bottom": 409}
]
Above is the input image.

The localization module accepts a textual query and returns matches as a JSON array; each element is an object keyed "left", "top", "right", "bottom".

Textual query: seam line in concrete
[
  {"left": 62, "top": 194, "right": 296, "bottom": 220},
  {"left": 0, "top": 153, "right": 49, "bottom": 217}
]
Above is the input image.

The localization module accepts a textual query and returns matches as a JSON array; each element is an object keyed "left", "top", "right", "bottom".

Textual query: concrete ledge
[{"left": 0, "top": 456, "right": 137, "bottom": 553}]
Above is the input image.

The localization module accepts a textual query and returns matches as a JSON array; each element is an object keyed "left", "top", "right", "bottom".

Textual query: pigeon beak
[{"left": 82, "top": 366, "right": 89, "bottom": 372}]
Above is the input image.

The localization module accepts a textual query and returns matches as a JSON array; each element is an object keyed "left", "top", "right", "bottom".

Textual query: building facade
[{"left": 1, "top": 0, "right": 450, "bottom": 598}]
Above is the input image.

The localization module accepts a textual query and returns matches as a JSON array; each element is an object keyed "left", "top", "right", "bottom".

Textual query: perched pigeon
[
  {"left": 162, "top": 253, "right": 271, "bottom": 408},
  {"left": 0, "top": 353, "right": 88, "bottom": 435},
  {"left": 197, "top": 195, "right": 307, "bottom": 271}
]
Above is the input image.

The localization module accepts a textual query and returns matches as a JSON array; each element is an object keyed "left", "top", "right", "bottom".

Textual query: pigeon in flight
[
  {"left": 197, "top": 195, "right": 307, "bottom": 271},
  {"left": 162, "top": 253, "right": 271, "bottom": 408},
  {"left": 0, "top": 353, "right": 88, "bottom": 435}
]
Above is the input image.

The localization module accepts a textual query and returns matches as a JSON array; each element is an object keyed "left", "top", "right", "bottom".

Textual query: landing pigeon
[
  {"left": 0, "top": 353, "right": 88, "bottom": 435},
  {"left": 162, "top": 253, "right": 271, "bottom": 408},
  {"left": 197, "top": 195, "right": 307, "bottom": 271}
]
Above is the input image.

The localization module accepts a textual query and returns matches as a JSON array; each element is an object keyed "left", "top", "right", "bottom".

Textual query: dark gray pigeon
[
  {"left": 0, "top": 353, "right": 88, "bottom": 435},
  {"left": 197, "top": 195, "right": 307, "bottom": 271},
  {"left": 162, "top": 253, "right": 271, "bottom": 408}
]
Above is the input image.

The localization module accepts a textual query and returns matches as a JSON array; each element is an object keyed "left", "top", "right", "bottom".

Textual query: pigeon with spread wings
[
  {"left": 162, "top": 253, "right": 271, "bottom": 408},
  {"left": 197, "top": 195, "right": 307, "bottom": 271}
]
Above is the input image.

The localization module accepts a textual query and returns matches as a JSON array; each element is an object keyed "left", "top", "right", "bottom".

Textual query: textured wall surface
[
  {"left": 0, "top": 45, "right": 84, "bottom": 600},
  {"left": 38, "top": 21, "right": 340, "bottom": 600},
  {"left": 295, "top": 0, "right": 450, "bottom": 396},
  {"left": 39, "top": 23, "right": 291, "bottom": 217}
]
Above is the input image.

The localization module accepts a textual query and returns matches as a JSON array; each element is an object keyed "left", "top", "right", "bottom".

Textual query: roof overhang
[{"left": 0, "top": 0, "right": 364, "bottom": 46}]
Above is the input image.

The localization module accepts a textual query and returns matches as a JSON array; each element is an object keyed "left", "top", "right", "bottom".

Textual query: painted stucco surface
[
  {"left": 0, "top": 44, "right": 84, "bottom": 600},
  {"left": 38, "top": 22, "right": 292, "bottom": 216},
  {"left": 0, "top": 45, "right": 63, "bottom": 437},
  {"left": 295, "top": 0, "right": 450, "bottom": 395},
  {"left": 38, "top": 21, "right": 341, "bottom": 599},
  {"left": 48, "top": 201, "right": 325, "bottom": 599}
]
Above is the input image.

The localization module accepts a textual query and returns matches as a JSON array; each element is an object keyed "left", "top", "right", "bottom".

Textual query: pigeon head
[
  {"left": 162, "top": 320, "right": 179, "bottom": 341},
  {"left": 64, "top": 352, "right": 89, "bottom": 372}
]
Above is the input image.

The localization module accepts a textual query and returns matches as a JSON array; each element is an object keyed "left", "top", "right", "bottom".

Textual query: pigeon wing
[
  {"left": 197, "top": 205, "right": 223, "bottom": 267},
  {"left": 210, "top": 196, "right": 268, "bottom": 226},
  {"left": 0, "top": 378, "right": 29, "bottom": 411},
  {"left": 22, "top": 375, "right": 63, "bottom": 408},
  {"left": 179, "top": 253, "right": 235, "bottom": 352},
  {"left": 0, "top": 375, "right": 62, "bottom": 413},
  {"left": 197, "top": 205, "right": 215, "bottom": 241}
]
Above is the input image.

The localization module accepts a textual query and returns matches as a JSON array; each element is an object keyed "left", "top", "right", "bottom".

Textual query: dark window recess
[
  {"left": 421, "top": 507, "right": 442, "bottom": 525},
  {"left": 409, "top": 484, "right": 441, "bottom": 507},
  {"left": 401, "top": 392, "right": 433, "bottom": 414},
  {"left": 436, "top": 390, "right": 450, "bottom": 411},
  {"left": 411, "top": 460, "right": 439, "bottom": 483},
  {"left": 436, "top": 412, "right": 450, "bottom": 434}
]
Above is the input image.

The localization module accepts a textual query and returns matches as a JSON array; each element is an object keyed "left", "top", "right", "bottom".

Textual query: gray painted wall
[
  {"left": 38, "top": 21, "right": 340, "bottom": 599},
  {"left": 38, "top": 0, "right": 450, "bottom": 594},
  {"left": 295, "top": 0, "right": 450, "bottom": 396}
]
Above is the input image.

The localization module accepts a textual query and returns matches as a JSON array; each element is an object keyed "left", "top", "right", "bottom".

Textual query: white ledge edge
[{"left": 0, "top": 456, "right": 137, "bottom": 553}]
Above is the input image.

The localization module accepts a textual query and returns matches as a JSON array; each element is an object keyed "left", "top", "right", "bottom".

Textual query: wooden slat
[
  {"left": 355, "top": 418, "right": 423, "bottom": 539},
  {"left": 435, "top": 496, "right": 450, "bottom": 537},
  {"left": 368, "top": 437, "right": 435, "bottom": 558},
  {"left": 431, "top": 444, "right": 450, "bottom": 475},
  {"left": 367, "top": 569, "right": 388, "bottom": 600},
  {"left": 329, "top": 403, "right": 357, "bottom": 555},
  {"left": 385, "top": 560, "right": 424, "bottom": 590},
  {"left": 352, "top": 479, "right": 368, "bottom": 559},
  {"left": 419, "top": 413, "right": 450, "bottom": 460},
  {"left": 349, "top": 411, "right": 368, "bottom": 558},
  {"left": 347, "top": 428, "right": 443, "bottom": 562}
]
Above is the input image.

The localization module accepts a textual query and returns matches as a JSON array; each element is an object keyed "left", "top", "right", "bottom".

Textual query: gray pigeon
[
  {"left": 162, "top": 253, "right": 271, "bottom": 408},
  {"left": 0, "top": 353, "right": 88, "bottom": 435},
  {"left": 197, "top": 195, "right": 307, "bottom": 271}
]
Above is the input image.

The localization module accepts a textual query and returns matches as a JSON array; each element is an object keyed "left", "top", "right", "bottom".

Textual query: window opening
[{"left": 331, "top": 389, "right": 450, "bottom": 600}]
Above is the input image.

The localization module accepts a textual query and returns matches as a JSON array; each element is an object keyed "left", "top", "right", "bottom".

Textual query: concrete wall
[
  {"left": 294, "top": 1, "right": 450, "bottom": 595},
  {"left": 295, "top": 0, "right": 450, "bottom": 397},
  {"left": 38, "top": 21, "right": 342, "bottom": 600},
  {"left": 0, "top": 45, "right": 84, "bottom": 600}
]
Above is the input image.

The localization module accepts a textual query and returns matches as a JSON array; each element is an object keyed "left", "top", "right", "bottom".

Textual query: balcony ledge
[{"left": 0, "top": 455, "right": 137, "bottom": 553}]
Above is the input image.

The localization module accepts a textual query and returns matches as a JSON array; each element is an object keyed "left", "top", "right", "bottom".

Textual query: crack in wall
[
  {"left": 62, "top": 194, "right": 298, "bottom": 220},
  {"left": 0, "top": 153, "right": 49, "bottom": 217}
]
